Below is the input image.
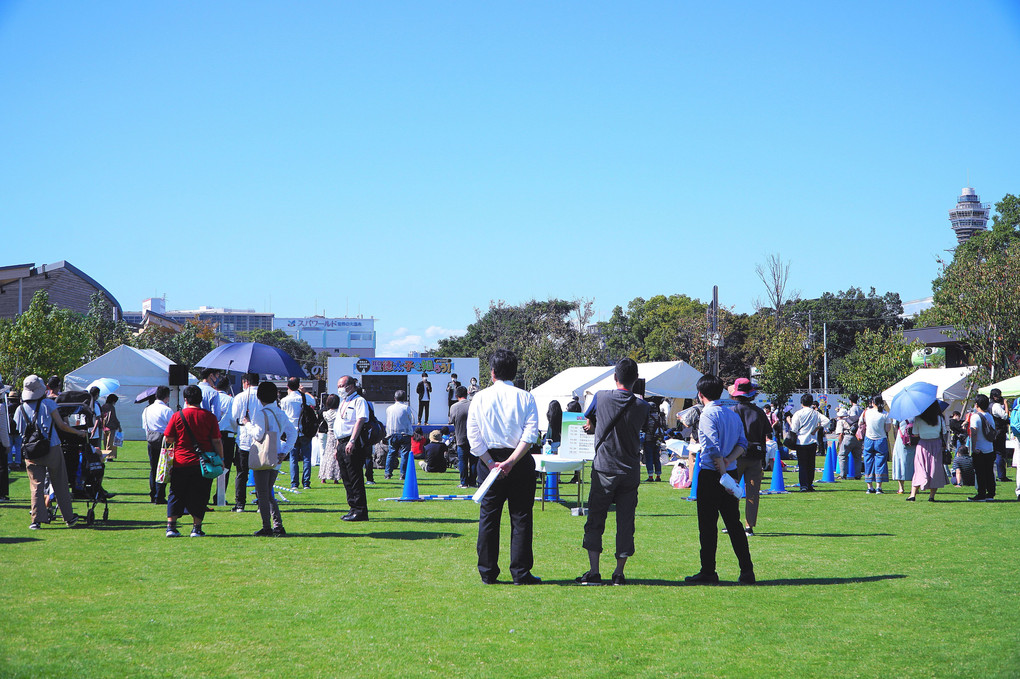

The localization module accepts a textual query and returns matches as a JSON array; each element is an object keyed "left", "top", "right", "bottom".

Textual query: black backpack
[
  {"left": 20, "top": 400, "right": 54, "bottom": 460},
  {"left": 358, "top": 401, "right": 387, "bottom": 448},
  {"left": 298, "top": 393, "right": 319, "bottom": 439}
]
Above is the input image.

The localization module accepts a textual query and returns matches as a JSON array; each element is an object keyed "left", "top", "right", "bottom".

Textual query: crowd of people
[{"left": 2, "top": 350, "right": 1017, "bottom": 587}]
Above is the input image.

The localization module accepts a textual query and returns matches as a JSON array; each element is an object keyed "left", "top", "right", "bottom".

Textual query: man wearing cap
[
  {"left": 14, "top": 375, "right": 90, "bottom": 529},
  {"left": 730, "top": 378, "right": 768, "bottom": 536},
  {"left": 467, "top": 348, "right": 542, "bottom": 585}
]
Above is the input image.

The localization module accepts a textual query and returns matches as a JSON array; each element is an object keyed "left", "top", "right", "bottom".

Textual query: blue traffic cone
[
  {"left": 820, "top": 444, "right": 836, "bottom": 483},
  {"left": 248, "top": 469, "right": 255, "bottom": 487},
  {"left": 769, "top": 461, "right": 787, "bottom": 493},
  {"left": 848, "top": 452, "right": 858, "bottom": 479},
  {"left": 544, "top": 472, "right": 560, "bottom": 502},
  {"left": 687, "top": 455, "right": 702, "bottom": 501},
  {"left": 400, "top": 456, "right": 421, "bottom": 501},
  {"left": 738, "top": 475, "right": 746, "bottom": 499}
]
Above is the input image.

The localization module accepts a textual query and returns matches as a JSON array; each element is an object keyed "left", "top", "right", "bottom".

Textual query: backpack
[
  {"left": 298, "top": 393, "right": 319, "bottom": 439},
  {"left": 19, "top": 400, "right": 54, "bottom": 460},
  {"left": 358, "top": 401, "right": 387, "bottom": 448},
  {"left": 977, "top": 412, "right": 997, "bottom": 441}
]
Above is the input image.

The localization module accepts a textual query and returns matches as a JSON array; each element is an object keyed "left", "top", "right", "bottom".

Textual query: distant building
[
  {"left": 0, "top": 261, "right": 121, "bottom": 320},
  {"left": 123, "top": 298, "right": 272, "bottom": 341},
  {"left": 274, "top": 316, "right": 376, "bottom": 358},
  {"left": 902, "top": 326, "right": 968, "bottom": 368},
  {"left": 949, "top": 187, "right": 990, "bottom": 245}
]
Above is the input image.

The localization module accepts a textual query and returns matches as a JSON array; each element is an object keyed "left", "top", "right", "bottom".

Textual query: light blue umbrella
[
  {"left": 888, "top": 381, "right": 938, "bottom": 421},
  {"left": 87, "top": 377, "right": 120, "bottom": 399}
]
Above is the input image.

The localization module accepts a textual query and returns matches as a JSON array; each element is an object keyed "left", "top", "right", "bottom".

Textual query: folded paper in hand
[
  {"left": 719, "top": 473, "right": 739, "bottom": 497},
  {"left": 472, "top": 467, "right": 502, "bottom": 504}
]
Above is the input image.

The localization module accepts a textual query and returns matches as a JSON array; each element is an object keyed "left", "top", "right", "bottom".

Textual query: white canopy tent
[
  {"left": 531, "top": 366, "right": 615, "bottom": 432},
  {"left": 64, "top": 345, "right": 195, "bottom": 441},
  {"left": 881, "top": 366, "right": 976, "bottom": 413},
  {"left": 583, "top": 360, "right": 703, "bottom": 408}
]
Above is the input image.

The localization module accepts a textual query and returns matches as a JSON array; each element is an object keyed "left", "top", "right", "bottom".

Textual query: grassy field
[{"left": 1, "top": 441, "right": 1018, "bottom": 678}]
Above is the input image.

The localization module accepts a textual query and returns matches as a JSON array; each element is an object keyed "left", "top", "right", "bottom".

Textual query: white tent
[
  {"left": 881, "top": 366, "right": 976, "bottom": 411},
  {"left": 64, "top": 345, "right": 195, "bottom": 441},
  {"left": 531, "top": 366, "right": 615, "bottom": 432},
  {"left": 583, "top": 361, "right": 704, "bottom": 403}
]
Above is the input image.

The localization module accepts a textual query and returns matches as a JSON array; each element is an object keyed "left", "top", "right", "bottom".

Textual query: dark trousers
[
  {"left": 695, "top": 469, "right": 753, "bottom": 576},
  {"left": 337, "top": 437, "right": 368, "bottom": 518},
  {"left": 147, "top": 437, "right": 167, "bottom": 502},
  {"left": 214, "top": 434, "right": 235, "bottom": 504},
  {"left": 794, "top": 443, "right": 816, "bottom": 489},
  {"left": 418, "top": 401, "right": 430, "bottom": 424},
  {"left": 458, "top": 445, "right": 476, "bottom": 486},
  {"left": 583, "top": 469, "right": 639, "bottom": 558},
  {"left": 476, "top": 452, "right": 536, "bottom": 583},
  {"left": 973, "top": 451, "right": 996, "bottom": 498},
  {"left": 643, "top": 439, "right": 661, "bottom": 476},
  {"left": 167, "top": 465, "right": 212, "bottom": 523},
  {"left": 234, "top": 447, "right": 251, "bottom": 508},
  {"left": 994, "top": 441, "right": 1009, "bottom": 481}
]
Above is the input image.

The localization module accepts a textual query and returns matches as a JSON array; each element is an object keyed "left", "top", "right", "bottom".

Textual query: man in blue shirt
[{"left": 686, "top": 374, "right": 756, "bottom": 585}]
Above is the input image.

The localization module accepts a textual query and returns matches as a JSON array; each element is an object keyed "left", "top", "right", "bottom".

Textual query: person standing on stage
[
  {"left": 685, "top": 374, "right": 755, "bottom": 585},
  {"left": 416, "top": 373, "right": 432, "bottom": 425},
  {"left": 575, "top": 358, "right": 649, "bottom": 586},
  {"left": 467, "top": 349, "right": 542, "bottom": 585}
]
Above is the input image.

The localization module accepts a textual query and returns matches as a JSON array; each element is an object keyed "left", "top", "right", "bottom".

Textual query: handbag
[
  {"left": 179, "top": 409, "right": 224, "bottom": 479},
  {"left": 248, "top": 409, "right": 280, "bottom": 471},
  {"left": 155, "top": 440, "right": 173, "bottom": 484},
  {"left": 113, "top": 431, "right": 124, "bottom": 448}
]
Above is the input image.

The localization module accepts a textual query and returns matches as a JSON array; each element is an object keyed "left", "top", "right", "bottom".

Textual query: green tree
[
  {"left": 436, "top": 298, "right": 602, "bottom": 389},
  {"left": 81, "top": 293, "right": 131, "bottom": 362},
  {"left": 836, "top": 328, "right": 917, "bottom": 397},
  {"left": 927, "top": 237, "right": 1020, "bottom": 384},
  {"left": 132, "top": 321, "right": 215, "bottom": 375},
  {"left": 0, "top": 291, "right": 90, "bottom": 386},
  {"left": 747, "top": 323, "right": 811, "bottom": 409},
  {"left": 596, "top": 294, "right": 706, "bottom": 363}
]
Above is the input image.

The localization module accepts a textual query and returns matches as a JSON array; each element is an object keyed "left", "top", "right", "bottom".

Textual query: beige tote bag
[{"left": 248, "top": 410, "right": 279, "bottom": 471}]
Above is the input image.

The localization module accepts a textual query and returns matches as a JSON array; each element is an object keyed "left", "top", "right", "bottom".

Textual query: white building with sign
[{"left": 274, "top": 316, "right": 376, "bottom": 357}]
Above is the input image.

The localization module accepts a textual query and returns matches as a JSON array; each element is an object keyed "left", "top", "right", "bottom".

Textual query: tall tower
[{"left": 949, "top": 187, "right": 990, "bottom": 245}]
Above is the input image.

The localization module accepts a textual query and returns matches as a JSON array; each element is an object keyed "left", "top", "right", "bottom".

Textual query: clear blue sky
[{"left": 2, "top": 1, "right": 1018, "bottom": 355}]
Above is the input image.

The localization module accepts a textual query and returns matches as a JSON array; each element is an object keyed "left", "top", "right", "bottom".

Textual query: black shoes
[
  {"left": 575, "top": 571, "right": 603, "bottom": 585},
  {"left": 273, "top": 527, "right": 287, "bottom": 537},
  {"left": 738, "top": 571, "right": 757, "bottom": 585},
  {"left": 513, "top": 573, "right": 542, "bottom": 586},
  {"left": 253, "top": 528, "right": 274, "bottom": 537},
  {"left": 611, "top": 572, "right": 626, "bottom": 586},
  {"left": 685, "top": 571, "right": 720, "bottom": 585},
  {"left": 342, "top": 513, "right": 368, "bottom": 522}
]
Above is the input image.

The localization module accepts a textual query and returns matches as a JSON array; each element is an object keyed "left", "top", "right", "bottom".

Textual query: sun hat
[
  {"left": 836, "top": 407, "right": 848, "bottom": 418},
  {"left": 22, "top": 374, "right": 46, "bottom": 401},
  {"left": 728, "top": 378, "right": 758, "bottom": 399},
  {"left": 428, "top": 430, "right": 442, "bottom": 443}
]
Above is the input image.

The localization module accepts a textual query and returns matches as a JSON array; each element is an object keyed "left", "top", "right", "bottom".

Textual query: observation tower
[{"left": 948, "top": 187, "right": 990, "bottom": 245}]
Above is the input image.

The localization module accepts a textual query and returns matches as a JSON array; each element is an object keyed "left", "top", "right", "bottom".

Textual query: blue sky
[{"left": 2, "top": 1, "right": 1018, "bottom": 356}]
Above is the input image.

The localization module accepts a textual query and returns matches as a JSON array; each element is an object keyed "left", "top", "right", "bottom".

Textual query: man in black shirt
[
  {"left": 576, "top": 358, "right": 650, "bottom": 586},
  {"left": 730, "top": 379, "right": 768, "bottom": 536}
]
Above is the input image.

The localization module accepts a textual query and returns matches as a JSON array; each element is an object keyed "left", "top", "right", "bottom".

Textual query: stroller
[{"left": 55, "top": 390, "right": 109, "bottom": 525}]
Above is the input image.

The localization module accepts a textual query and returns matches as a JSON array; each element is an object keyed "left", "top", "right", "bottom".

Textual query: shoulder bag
[
  {"left": 249, "top": 409, "right": 280, "bottom": 471},
  {"left": 593, "top": 395, "right": 636, "bottom": 452},
  {"left": 179, "top": 410, "right": 224, "bottom": 479}
]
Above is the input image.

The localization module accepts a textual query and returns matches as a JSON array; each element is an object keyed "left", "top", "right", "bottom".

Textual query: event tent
[
  {"left": 583, "top": 360, "right": 703, "bottom": 402},
  {"left": 979, "top": 374, "right": 1020, "bottom": 399},
  {"left": 881, "top": 366, "right": 976, "bottom": 411},
  {"left": 63, "top": 345, "right": 195, "bottom": 441},
  {"left": 531, "top": 366, "right": 615, "bottom": 432}
]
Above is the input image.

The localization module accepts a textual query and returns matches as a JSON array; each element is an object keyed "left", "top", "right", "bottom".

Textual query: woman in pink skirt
[{"left": 907, "top": 401, "right": 948, "bottom": 502}]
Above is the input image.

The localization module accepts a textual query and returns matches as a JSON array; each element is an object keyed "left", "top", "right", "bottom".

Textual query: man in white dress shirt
[
  {"left": 213, "top": 376, "right": 236, "bottom": 505},
  {"left": 230, "top": 373, "right": 262, "bottom": 512},
  {"left": 467, "top": 349, "right": 542, "bottom": 585},
  {"left": 334, "top": 375, "right": 371, "bottom": 521},
  {"left": 141, "top": 386, "right": 174, "bottom": 504},
  {"left": 281, "top": 377, "right": 314, "bottom": 490}
]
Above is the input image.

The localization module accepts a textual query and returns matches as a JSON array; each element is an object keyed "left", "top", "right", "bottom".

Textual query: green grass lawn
[{"left": 1, "top": 442, "right": 1018, "bottom": 678}]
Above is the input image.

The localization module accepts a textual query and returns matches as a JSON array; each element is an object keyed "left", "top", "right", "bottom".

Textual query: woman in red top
[
  {"left": 410, "top": 427, "right": 426, "bottom": 459},
  {"left": 163, "top": 385, "right": 222, "bottom": 538}
]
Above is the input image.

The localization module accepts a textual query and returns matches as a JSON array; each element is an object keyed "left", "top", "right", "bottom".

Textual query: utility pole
[{"left": 707, "top": 286, "right": 721, "bottom": 376}]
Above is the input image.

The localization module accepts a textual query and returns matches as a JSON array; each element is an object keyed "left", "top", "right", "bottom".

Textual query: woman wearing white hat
[{"left": 13, "top": 375, "right": 90, "bottom": 529}]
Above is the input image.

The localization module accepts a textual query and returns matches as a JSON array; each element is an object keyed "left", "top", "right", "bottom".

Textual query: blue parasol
[
  {"left": 888, "top": 381, "right": 938, "bottom": 421},
  {"left": 195, "top": 342, "right": 306, "bottom": 378}
]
